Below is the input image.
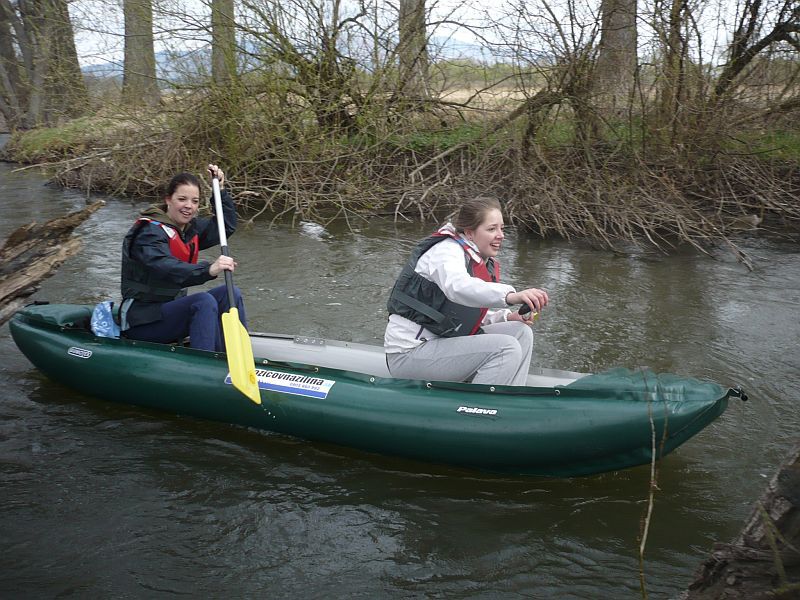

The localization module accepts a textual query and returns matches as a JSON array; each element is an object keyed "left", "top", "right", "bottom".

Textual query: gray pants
[{"left": 386, "top": 321, "right": 534, "bottom": 386}]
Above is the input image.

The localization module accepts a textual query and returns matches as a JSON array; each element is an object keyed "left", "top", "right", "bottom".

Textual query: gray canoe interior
[{"left": 250, "top": 332, "right": 586, "bottom": 387}]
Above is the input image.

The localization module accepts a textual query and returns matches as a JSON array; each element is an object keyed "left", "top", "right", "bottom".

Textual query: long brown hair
[{"left": 453, "top": 196, "right": 502, "bottom": 233}]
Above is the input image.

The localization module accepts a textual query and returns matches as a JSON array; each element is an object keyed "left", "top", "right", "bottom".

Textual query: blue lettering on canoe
[{"left": 225, "top": 370, "right": 335, "bottom": 399}]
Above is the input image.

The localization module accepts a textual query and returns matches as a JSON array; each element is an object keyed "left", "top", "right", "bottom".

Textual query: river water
[{"left": 1, "top": 155, "right": 799, "bottom": 598}]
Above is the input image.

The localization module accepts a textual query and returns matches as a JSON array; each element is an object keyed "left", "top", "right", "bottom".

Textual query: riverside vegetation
[{"left": 2, "top": 60, "right": 799, "bottom": 269}]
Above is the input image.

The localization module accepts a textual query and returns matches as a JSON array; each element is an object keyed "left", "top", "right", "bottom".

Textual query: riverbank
[
  {"left": 2, "top": 160, "right": 800, "bottom": 597},
  {"left": 2, "top": 104, "right": 799, "bottom": 268}
]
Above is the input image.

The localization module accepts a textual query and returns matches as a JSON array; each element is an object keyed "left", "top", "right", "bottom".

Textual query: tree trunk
[
  {"left": 45, "top": 0, "right": 89, "bottom": 122},
  {"left": 593, "top": 0, "right": 638, "bottom": 117},
  {"left": 0, "top": 12, "right": 24, "bottom": 129},
  {"left": 211, "top": 0, "right": 236, "bottom": 85},
  {"left": 0, "top": 201, "right": 105, "bottom": 327},
  {"left": 656, "top": 0, "right": 688, "bottom": 142},
  {"left": 122, "top": 0, "right": 160, "bottom": 107},
  {"left": 17, "top": 0, "right": 50, "bottom": 129},
  {"left": 398, "top": 0, "right": 429, "bottom": 100}
]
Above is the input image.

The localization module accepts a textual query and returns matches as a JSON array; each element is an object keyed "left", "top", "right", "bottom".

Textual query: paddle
[{"left": 212, "top": 174, "right": 261, "bottom": 405}]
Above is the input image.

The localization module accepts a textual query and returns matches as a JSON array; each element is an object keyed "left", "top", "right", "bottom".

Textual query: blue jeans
[{"left": 124, "top": 285, "right": 247, "bottom": 352}]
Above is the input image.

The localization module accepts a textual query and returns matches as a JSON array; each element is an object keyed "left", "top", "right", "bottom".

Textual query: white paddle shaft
[{"left": 212, "top": 177, "right": 229, "bottom": 251}]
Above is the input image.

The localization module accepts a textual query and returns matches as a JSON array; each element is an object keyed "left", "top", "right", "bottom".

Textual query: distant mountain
[
  {"left": 80, "top": 36, "right": 499, "bottom": 80},
  {"left": 81, "top": 47, "right": 208, "bottom": 80},
  {"left": 81, "top": 61, "right": 122, "bottom": 78}
]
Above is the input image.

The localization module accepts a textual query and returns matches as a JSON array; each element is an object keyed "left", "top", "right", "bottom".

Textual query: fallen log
[
  {"left": 682, "top": 444, "right": 800, "bottom": 599},
  {"left": 0, "top": 200, "right": 105, "bottom": 327}
]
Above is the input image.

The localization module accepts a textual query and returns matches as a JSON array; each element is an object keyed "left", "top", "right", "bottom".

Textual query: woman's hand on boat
[
  {"left": 506, "top": 288, "right": 549, "bottom": 317},
  {"left": 209, "top": 255, "right": 236, "bottom": 277},
  {"left": 207, "top": 164, "right": 225, "bottom": 187}
]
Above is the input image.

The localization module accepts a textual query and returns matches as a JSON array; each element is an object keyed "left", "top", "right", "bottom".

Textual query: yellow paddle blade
[{"left": 221, "top": 308, "right": 261, "bottom": 405}]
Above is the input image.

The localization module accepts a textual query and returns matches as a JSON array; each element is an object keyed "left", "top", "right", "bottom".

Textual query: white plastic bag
[{"left": 91, "top": 301, "right": 121, "bottom": 338}]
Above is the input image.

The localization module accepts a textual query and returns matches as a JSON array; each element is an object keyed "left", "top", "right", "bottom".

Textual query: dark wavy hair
[
  {"left": 453, "top": 196, "right": 502, "bottom": 232},
  {"left": 165, "top": 172, "right": 201, "bottom": 197}
]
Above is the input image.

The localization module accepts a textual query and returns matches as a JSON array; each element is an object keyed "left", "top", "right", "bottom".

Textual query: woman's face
[
  {"left": 165, "top": 183, "right": 201, "bottom": 230},
  {"left": 465, "top": 208, "right": 505, "bottom": 259}
]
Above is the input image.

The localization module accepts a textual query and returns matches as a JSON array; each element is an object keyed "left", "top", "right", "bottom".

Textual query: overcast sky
[
  {"left": 69, "top": 0, "right": 485, "bottom": 65},
  {"left": 68, "top": 0, "right": 739, "bottom": 68}
]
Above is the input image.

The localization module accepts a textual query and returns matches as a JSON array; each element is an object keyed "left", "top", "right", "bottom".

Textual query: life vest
[
  {"left": 386, "top": 231, "right": 500, "bottom": 337},
  {"left": 136, "top": 218, "right": 199, "bottom": 264},
  {"left": 121, "top": 217, "right": 199, "bottom": 303}
]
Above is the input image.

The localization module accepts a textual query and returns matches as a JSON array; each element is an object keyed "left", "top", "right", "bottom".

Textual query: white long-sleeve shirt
[{"left": 384, "top": 234, "right": 516, "bottom": 353}]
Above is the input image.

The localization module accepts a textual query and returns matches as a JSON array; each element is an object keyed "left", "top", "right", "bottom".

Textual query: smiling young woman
[
  {"left": 384, "top": 196, "right": 549, "bottom": 386},
  {"left": 119, "top": 164, "right": 248, "bottom": 352}
]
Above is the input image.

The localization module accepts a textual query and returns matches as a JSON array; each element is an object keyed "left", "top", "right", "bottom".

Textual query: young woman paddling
[
  {"left": 119, "top": 165, "right": 247, "bottom": 351},
  {"left": 385, "top": 196, "right": 548, "bottom": 386}
]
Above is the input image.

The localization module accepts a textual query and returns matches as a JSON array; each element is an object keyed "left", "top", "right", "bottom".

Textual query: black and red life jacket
[
  {"left": 121, "top": 217, "right": 199, "bottom": 303},
  {"left": 386, "top": 230, "right": 500, "bottom": 337},
  {"left": 136, "top": 217, "right": 199, "bottom": 264}
]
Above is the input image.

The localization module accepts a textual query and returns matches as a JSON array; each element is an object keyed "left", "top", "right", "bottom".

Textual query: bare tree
[
  {"left": 0, "top": 0, "right": 86, "bottom": 128},
  {"left": 593, "top": 0, "right": 637, "bottom": 116},
  {"left": 398, "top": 0, "right": 429, "bottom": 100},
  {"left": 211, "top": 0, "right": 237, "bottom": 85},
  {"left": 237, "top": 0, "right": 366, "bottom": 132},
  {"left": 654, "top": 0, "right": 689, "bottom": 139},
  {"left": 0, "top": 6, "right": 25, "bottom": 129},
  {"left": 46, "top": 0, "right": 89, "bottom": 121},
  {"left": 714, "top": 0, "right": 800, "bottom": 100},
  {"left": 0, "top": 0, "right": 46, "bottom": 128},
  {"left": 122, "top": 0, "right": 160, "bottom": 106}
]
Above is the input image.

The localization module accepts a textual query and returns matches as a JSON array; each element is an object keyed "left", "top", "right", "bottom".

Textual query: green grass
[
  {"left": 732, "top": 130, "right": 800, "bottom": 161},
  {"left": 390, "top": 123, "right": 506, "bottom": 153},
  {"left": 6, "top": 117, "right": 117, "bottom": 161},
  {"left": 535, "top": 120, "right": 576, "bottom": 146}
]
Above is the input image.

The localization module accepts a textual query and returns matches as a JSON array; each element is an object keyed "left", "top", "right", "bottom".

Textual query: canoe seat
[{"left": 251, "top": 332, "right": 392, "bottom": 377}]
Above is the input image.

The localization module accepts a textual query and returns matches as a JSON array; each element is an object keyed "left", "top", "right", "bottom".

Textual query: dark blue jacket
[{"left": 120, "top": 189, "right": 236, "bottom": 328}]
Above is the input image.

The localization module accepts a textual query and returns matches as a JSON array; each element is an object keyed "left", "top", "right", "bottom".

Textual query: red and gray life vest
[
  {"left": 121, "top": 217, "right": 199, "bottom": 303},
  {"left": 386, "top": 231, "right": 500, "bottom": 337}
]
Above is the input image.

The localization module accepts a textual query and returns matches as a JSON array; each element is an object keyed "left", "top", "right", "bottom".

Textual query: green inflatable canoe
[{"left": 9, "top": 303, "right": 746, "bottom": 477}]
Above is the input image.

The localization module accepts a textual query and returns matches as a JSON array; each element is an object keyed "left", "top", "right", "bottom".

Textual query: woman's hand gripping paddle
[{"left": 212, "top": 175, "right": 261, "bottom": 405}]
